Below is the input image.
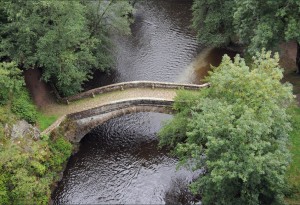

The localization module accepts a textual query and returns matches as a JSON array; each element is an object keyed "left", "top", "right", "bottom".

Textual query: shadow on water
[
  {"left": 52, "top": 113, "right": 201, "bottom": 204},
  {"left": 178, "top": 47, "right": 238, "bottom": 84},
  {"left": 164, "top": 176, "right": 202, "bottom": 205}
]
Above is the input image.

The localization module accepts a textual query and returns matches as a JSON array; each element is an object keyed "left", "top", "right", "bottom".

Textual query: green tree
[
  {"left": 159, "top": 50, "right": 294, "bottom": 204},
  {"left": 192, "top": 0, "right": 300, "bottom": 72},
  {"left": 84, "top": 0, "right": 133, "bottom": 70},
  {"left": 192, "top": 0, "right": 235, "bottom": 47},
  {"left": 233, "top": 0, "right": 300, "bottom": 72},
  {"left": 0, "top": 0, "right": 133, "bottom": 96},
  {"left": 0, "top": 62, "right": 24, "bottom": 104}
]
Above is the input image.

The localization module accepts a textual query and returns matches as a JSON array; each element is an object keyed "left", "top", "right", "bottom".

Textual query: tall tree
[
  {"left": 192, "top": 0, "right": 236, "bottom": 47},
  {"left": 233, "top": 0, "right": 300, "bottom": 72},
  {"left": 159, "top": 50, "right": 294, "bottom": 204},
  {"left": 84, "top": 0, "right": 133, "bottom": 70},
  {"left": 192, "top": 0, "right": 300, "bottom": 72},
  {"left": 0, "top": 62, "right": 24, "bottom": 104},
  {"left": 0, "top": 0, "right": 133, "bottom": 96}
]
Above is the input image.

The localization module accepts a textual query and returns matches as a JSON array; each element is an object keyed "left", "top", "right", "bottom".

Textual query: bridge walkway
[{"left": 42, "top": 87, "right": 177, "bottom": 116}]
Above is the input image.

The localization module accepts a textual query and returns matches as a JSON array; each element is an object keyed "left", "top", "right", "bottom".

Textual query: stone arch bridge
[{"left": 42, "top": 81, "right": 209, "bottom": 142}]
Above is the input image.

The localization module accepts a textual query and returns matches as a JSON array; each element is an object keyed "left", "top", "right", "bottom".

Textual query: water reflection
[{"left": 179, "top": 47, "right": 238, "bottom": 84}]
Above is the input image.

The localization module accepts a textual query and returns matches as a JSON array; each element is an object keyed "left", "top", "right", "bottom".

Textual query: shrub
[
  {"left": 11, "top": 90, "right": 37, "bottom": 124},
  {"left": 48, "top": 137, "right": 72, "bottom": 171}
]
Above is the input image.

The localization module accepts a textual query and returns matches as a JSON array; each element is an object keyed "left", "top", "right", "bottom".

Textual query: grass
[
  {"left": 286, "top": 106, "right": 300, "bottom": 204},
  {"left": 36, "top": 111, "right": 58, "bottom": 131}
]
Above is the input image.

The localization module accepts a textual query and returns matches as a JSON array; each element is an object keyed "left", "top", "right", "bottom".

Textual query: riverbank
[{"left": 0, "top": 101, "right": 73, "bottom": 204}]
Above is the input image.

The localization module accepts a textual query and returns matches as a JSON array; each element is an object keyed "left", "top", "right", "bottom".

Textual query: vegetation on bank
[
  {"left": 0, "top": 0, "right": 133, "bottom": 96},
  {"left": 36, "top": 112, "right": 58, "bottom": 132},
  {"left": 190, "top": 2, "right": 300, "bottom": 203},
  {"left": 0, "top": 62, "right": 73, "bottom": 204},
  {"left": 192, "top": 0, "right": 300, "bottom": 72},
  {"left": 0, "top": 0, "right": 299, "bottom": 204},
  {"left": 0, "top": 130, "right": 72, "bottom": 204},
  {"left": 159, "top": 50, "right": 295, "bottom": 204},
  {"left": 0, "top": 1, "right": 134, "bottom": 200}
]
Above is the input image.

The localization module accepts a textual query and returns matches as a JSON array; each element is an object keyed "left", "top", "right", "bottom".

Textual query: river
[{"left": 51, "top": 0, "right": 232, "bottom": 204}]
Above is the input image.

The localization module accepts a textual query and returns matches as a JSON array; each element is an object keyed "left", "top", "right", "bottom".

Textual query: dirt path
[{"left": 24, "top": 69, "right": 55, "bottom": 109}]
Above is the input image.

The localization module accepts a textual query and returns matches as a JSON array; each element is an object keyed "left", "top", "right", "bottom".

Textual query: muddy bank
[{"left": 24, "top": 69, "right": 55, "bottom": 109}]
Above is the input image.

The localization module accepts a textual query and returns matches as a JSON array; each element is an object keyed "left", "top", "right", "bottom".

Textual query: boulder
[{"left": 11, "top": 120, "right": 40, "bottom": 140}]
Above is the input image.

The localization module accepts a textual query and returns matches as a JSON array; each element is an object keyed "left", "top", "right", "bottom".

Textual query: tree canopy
[
  {"left": 0, "top": 0, "right": 133, "bottom": 96},
  {"left": 159, "top": 50, "right": 294, "bottom": 204},
  {"left": 192, "top": 0, "right": 300, "bottom": 72},
  {"left": 0, "top": 62, "right": 24, "bottom": 104},
  {"left": 192, "top": 0, "right": 235, "bottom": 47}
]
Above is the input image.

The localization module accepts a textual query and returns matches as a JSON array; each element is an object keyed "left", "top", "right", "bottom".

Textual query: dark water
[
  {"left": 52, "top": 113, "right": 200, "bottom": 204},
  {"left": 52, "top": 0, "right": 234, "bottom": 204}
]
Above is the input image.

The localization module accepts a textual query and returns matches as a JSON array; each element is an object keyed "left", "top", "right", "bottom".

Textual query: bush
[
  {"left": 0, "top": 126, "right": 73, "bottom": 204},
  {"left": 11, "top": 90, "right": 37, "bottom": 124},
  {"left": 0, "top": 62, "right": 24, "bottom": 105},
  {"left": 48, "top": 137, "right": 72, "bottom": 171},
  {"left": 0, "top": 174, "right": 9, "bottom": 205}
]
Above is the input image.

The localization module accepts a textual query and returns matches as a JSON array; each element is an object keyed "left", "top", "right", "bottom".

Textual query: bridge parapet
[{"left": 60, "top": 81, "right": 209, "bottom": 103}]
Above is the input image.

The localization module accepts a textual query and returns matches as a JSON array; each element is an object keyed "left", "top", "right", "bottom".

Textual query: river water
[{"left": 52, "top": 0, "right": 233, "bottom": 204}]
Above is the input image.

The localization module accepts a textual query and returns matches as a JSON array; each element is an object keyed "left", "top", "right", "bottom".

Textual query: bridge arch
[{"left": 64, "top": 98, "right": 175, "bottom": 142}]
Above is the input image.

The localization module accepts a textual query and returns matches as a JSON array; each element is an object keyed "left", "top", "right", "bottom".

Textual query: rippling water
[
  {"left": 84, "top": 0, "right": 202, "bottom": 89},
  {"left": 52, "top": 113, "right": 199, "bottom": 204}
]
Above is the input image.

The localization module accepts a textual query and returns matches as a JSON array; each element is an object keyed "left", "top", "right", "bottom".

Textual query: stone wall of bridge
[
  {"left": 64, "top": 98, "right": 174, "bottom": 142},
  {"left": 59, "top": 81, "right": 209, "bottom": 103}
]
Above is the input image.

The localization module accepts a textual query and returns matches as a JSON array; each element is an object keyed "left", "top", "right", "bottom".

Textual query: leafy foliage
[
  {"left": 159, "top": 50, "right": 294, "bottom": 205},
  {"left": 0, "top": 61, "right": 72, "bottom": 204},
  {"left": 233, "top": 0, "right": 300, "bottom": 54},
  {"left": 192, "top": 0, "right": 235, "bottom": 47},
  {"left": 192, "top": 0, "right": 300, "bottom": 71},
  {"left": 0, "top": 0, "right": 133, "bottom": 96},
  {"left": 0, "top": 61, "right": 37, "bottom": 123},
  {"left": 0, "top": 62, "right": 24, "bottom": 104},
  {"left": 11, "top": 89, "right": 37, "bottom": 124},
  {"left": 0, "top": 132, "right": 72, "bottom": 205}
]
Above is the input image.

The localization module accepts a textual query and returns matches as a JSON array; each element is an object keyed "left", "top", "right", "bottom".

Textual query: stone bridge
[{"left": 42, "top": 81, "right": 209, "bottom": 142}]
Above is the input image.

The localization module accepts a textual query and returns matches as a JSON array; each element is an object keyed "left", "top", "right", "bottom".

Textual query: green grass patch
[
  {"left": 286, "top": 106, "right": 300, "bottom": 204},
  {"left": 36, "top": 112, "right": 58, "bottom": 131}
]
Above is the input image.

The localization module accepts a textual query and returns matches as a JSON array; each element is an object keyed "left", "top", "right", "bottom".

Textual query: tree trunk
[{"left": 296, "top": 42, "right": 300, "bottom": 74}]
